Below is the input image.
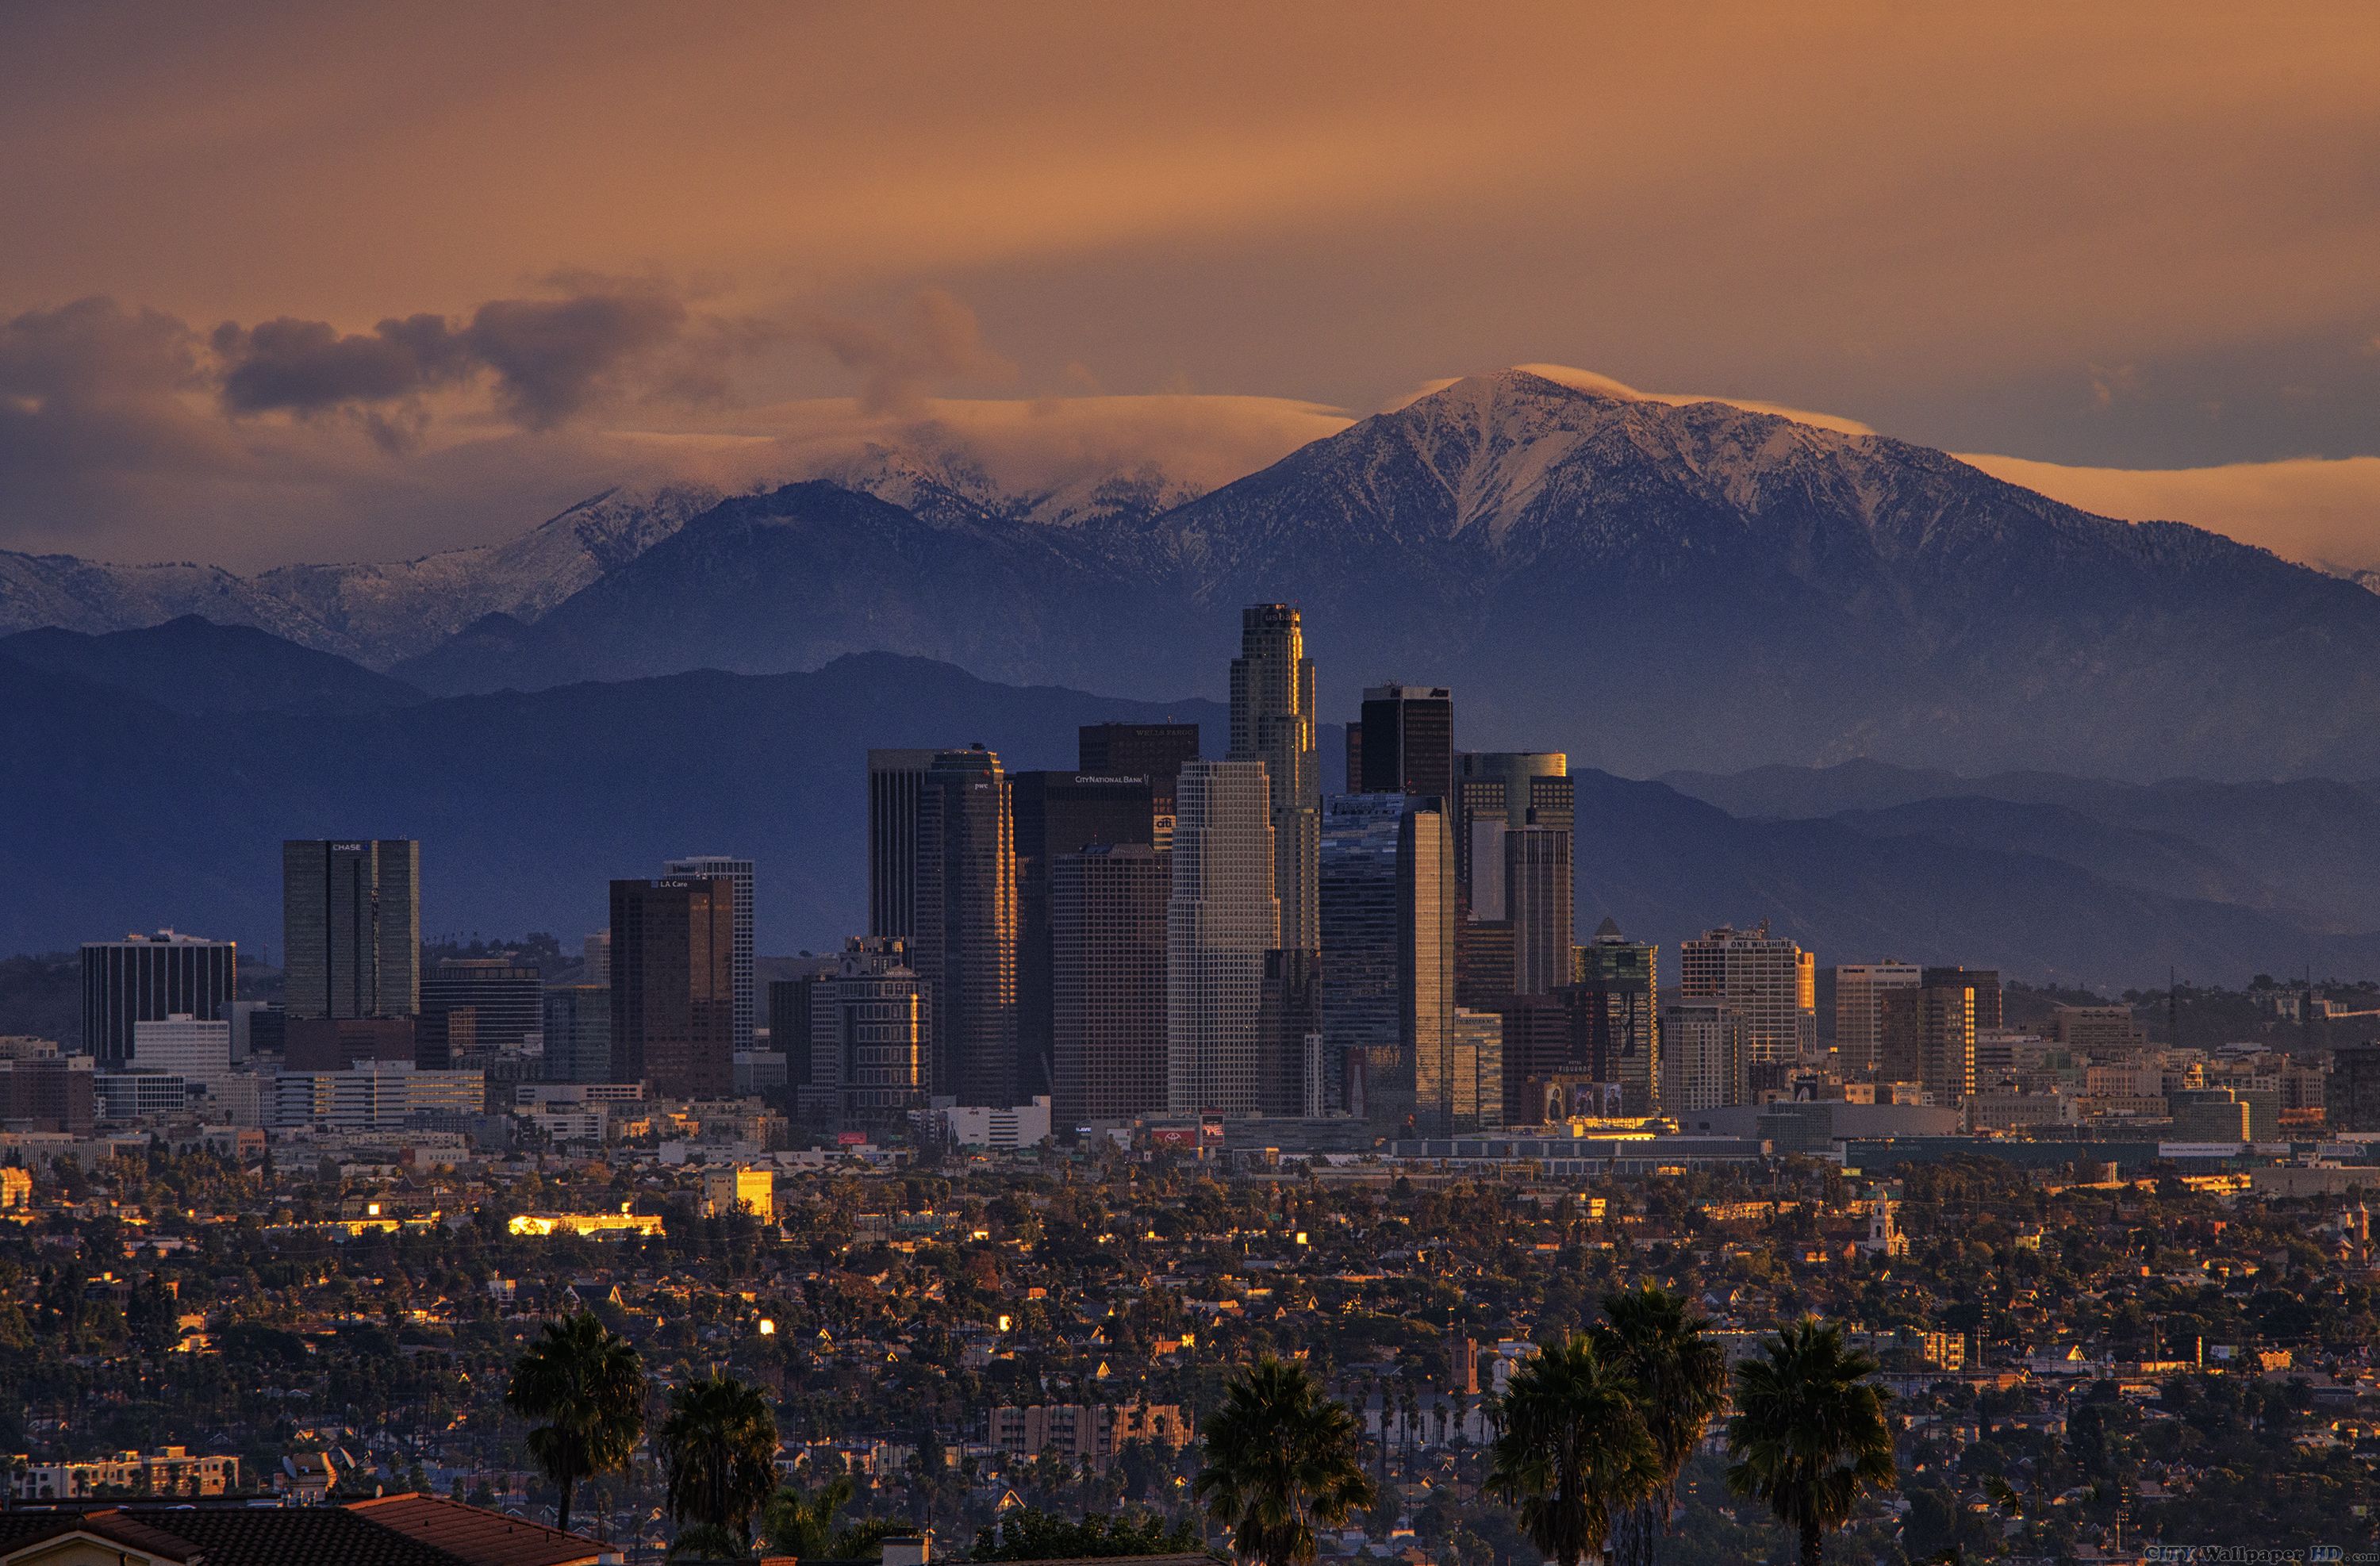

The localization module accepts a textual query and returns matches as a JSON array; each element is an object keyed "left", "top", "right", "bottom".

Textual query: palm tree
[
  {"left": 659, "top": 1372, "right": 781, "bottom": 1556},
  {"left": 1196, "top": 1357, "right": 1376, "bottom": 1566},
  {"left": 1597, "top": 1285, "right": 1727, "bottom": 1566},
  {"left": 505, "top": 1311, "right": 647, "bottom": 1537},
  {"left": 1724, "top": 1318, "right": 1895, "bottom": 1566},
  {"left": 1485, "top": 1332, "right": 1660, "bottom": 1566},
  {"left": 760, "top": 1473, "right": 855, "bottom": 1559}
]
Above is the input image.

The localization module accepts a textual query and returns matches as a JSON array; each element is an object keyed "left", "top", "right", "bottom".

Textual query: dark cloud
[
  {"left": 213, "top": 313, "right": 470, "bottom": 415},
  {"left": 465, "top": 290, "right": 685, "bottom": 426},
  {"left": 811, "top": 287, "right": 1017, "bottom": 415},
  {"left": 211, "top": 284, "right": 692, "bottom": 430}
]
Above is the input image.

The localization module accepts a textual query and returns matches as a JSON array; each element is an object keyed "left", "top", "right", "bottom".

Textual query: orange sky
[{"left": 6, "top": 2, "right": 2380, "bottom": 566}]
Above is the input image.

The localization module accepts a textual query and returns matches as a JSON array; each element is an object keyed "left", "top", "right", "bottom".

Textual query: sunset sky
[{"left": 8, "top": 3, "right": 2380, "bottom": 570}]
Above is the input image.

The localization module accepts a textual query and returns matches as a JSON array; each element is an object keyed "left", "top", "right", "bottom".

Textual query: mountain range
[
  {"left": 6, "top": 618, "right": 2380, "bottom": 991},
  {"left": 14, "top": 370, "right": 2380, "bottom": 780}
]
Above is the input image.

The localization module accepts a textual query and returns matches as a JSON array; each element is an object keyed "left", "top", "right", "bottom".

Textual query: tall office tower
[
  {"left": 1012, "top": 773, "right": 1157, "bottom": 1097},
  {"left": 582, "top": 930, "right": 611, "bottom": 987},
  {"left": 1261, "top": 947, "right": 1322, "bottom": 1117},
  {"left": 540, "top": 985, "right": 613, "bottom": 1084},
  {"left": 1051, "top": 845, "right": 1169, "bottom": 1126},
  {"left": 1833, "top": 962, "right": 1921, "bottom": 1072},
  {"left": 282, "top": 839, "right": 420, "bottom": 1021},
  {"left": 769, "top": 976, "right": 817, "bottom": 1087},
  {"left": 1923, "top": 966, "right": 2003, "bottom": 1029},
  {"left": 1166, "top": 759, "right": 1278, "bottom": 1115},
  {"left": 914, "top": 747, "right": 1019, "bottom": 1107},
  {"left": 1077, "top": 722, "right": 1201, "bottom": 816},
  {"left": 608, "top": 875, "right": 735, "bottom": 1100},
  {"left": 1660, "top": 999, "right": 1746, "bottom": 1111},
  {"left": 1679, "top": 922, "right": 1815, "bottom": 1084},
  {"left": 1504, "top": 824, "right": 1573, "bottom": 997},
  {"left": 80, "top": 929, "right": 237, "bottom": 1069},
  {"left": 1880, "top": 982, "right": 1977, "bottom": 1103},
  {"left": 1343, "top": 724, "right": 1363, "bottom": 792},
  {"left": 801, "top": 937, "right": 931, "bottom": 1131},
  {"left": 1575, "top": 918, "right": 1660, "bottom": 1113},
  {"left": 418, "top": 958, "right": 542, "bottom": 1068},
  {"left": 1357, "top": 685, "right": 1454, "bottom": 804},
  {"left": 1399, "top": 800, "right": 1458, "bottom": 1134},
  {"left": 1491, "top": 993, "right": 1577, "bottom": 1122},
  {"left": 868, "top": 749, "right": 938, "bottom": 940},
  {"left": 666, "top": 857, "right": 755, "bottom": 1052},
  {"left": 1229, "top": 604, "right": 1320, "bottom": 954},
  {"left": 1452, "top": 1008, "right": 1503, "bottom": 1130},
  {"left": 1452, "top": 752, "right": 1571, "bottom": 915},
  {"left": 1319, "top": 794, "right": 1404, "bottom": 1116},
  {"left": 1455, "top": 919, "right": 1514, "bottom": 1011}
]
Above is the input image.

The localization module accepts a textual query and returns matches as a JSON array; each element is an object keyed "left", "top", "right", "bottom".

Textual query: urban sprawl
[{"left": 8, "top": 605, "right": 2380, "bottom": 1566}]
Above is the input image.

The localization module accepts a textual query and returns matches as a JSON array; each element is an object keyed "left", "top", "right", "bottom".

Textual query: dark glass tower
[
  {"left": 282, "top": 839, "right": 419, "bottom": 1021},
  {"left": 1357, "top": 684, "right": 1453, "bottom": 805},
  {"left": 915, "top": 747, "right": 1019, "bottom": 1107},
  {"left": 1051, "top": 843, "right": 1169, "bottom": 1126},
  {"left": 867, "top": 750, "right": 936, "bottom": 941},
  {"left": 419, "top": 958, "right": 543, "bottom": 1069},
  {"left": 1077, "top": 723, "right": 1200, "bottom": 816},
  {"left": 1012, "top": 772, "right": 1156, "bottom": 1097},
  {"left": 80, "top": 930, "right": 237, "bottom": 1069},
  {"left": 608, "top": 876, "right": 735, "bottom": 1099}
]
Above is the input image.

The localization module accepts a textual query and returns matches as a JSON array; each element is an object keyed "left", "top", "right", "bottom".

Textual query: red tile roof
[{"left": 348, "top": 1495, "right": 615, "bottom": 1566}]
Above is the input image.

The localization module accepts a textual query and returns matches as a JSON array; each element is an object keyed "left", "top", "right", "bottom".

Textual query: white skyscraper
[
  {"left": 1166, "top": 760, "right": 1278, "bottom": 1115},
  {"left": 1679, "top": 922, "right": 1815, "bottom": 1081},
  {"left": 665, "top": 855, "right": 754, "bottom": 1052}
]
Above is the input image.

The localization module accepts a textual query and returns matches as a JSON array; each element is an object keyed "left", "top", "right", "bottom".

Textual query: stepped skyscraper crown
[{"left": 1227, "top": 603, "right": 1319, "bottom": 953}]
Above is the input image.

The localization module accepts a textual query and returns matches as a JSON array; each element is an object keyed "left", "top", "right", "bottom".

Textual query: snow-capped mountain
[
  {"left": 16, "top": 368, "right": 2380, "bottom": 780},
  {"left": 0, "top": 484, "right": 722, "bottom": 666}
]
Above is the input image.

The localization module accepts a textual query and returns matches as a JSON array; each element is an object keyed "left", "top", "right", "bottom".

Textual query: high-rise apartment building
[
  {"left": 608, "top": 876, "right": 735, "bottom": 1100},
  {"left": 914, "top": 747, "right": 1019, "bottom": 1108},
  {"left": 1679, "top": 922, "right": 1815, "bottom": 1080},
  {"left": 540, "top": 985, "right": 612, "bottom": 1084},
  {"left": 1833, "top": 962, "right": 1921, "bottom": 1073},
  {"left": 1012, "top": 773, "right": 1156, "bottom": 1097},
  {"left": 282, "top": 839, "right": 419, "bottom": 1022},
  {"left": 419, "top": 958, "right": 542, "bottom": 1069},
  {"left": 800, "top": 937, "right": 931, "bottom": 1130},
  {"left": 1052, "top": 844, "right": 1169, "bottom": 1127},
  {"left": 867, "top": 750, "right": 937, "bottom": 941},
  {"left": 1575, "top": 918, "right": 1660, "bottom": 1113},
  {"left": 1357, "top": 685, "right": 1453, "bottom": 804},
  {"left": 1452, "top": 753, "right": 1571, "bottom": 917},
  {"left": 666, "top": 857, "right": 755, "bottom": 1052},
  {"left": 80, "top": 929, "right": 237, "bottom": 1069},
  {"left": 1661, "top": 999, "right": 1745, "bottom": 1112},
  {"left": 1166, "top": 759, "right": 1277, "bottom": 1115},
  {"left": 1505, "top": 825, "right": 1573, "bottom": 997},
  {"left": 1229, "top": 605, "right": 1319, "bottom": 954}
]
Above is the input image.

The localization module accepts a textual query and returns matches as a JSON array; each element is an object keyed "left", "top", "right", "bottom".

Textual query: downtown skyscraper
[
  {"left": 1356, "top": 684, "right": 1454, "bottom": 805},
  {"left": 914, "top": 746, "right": 1019, "bottom": 1108},
  {"left": 282, "top": 839, "right": 419, "bottom": 1023},
  {"left": 1166, "top": 758, "right": 1277, "bottom": 1115},
  {"left": 665, "top": 856, "right": 755, "bottom": 1052},
  {"left": 1229, "top": 604, "right": 1319, "bottom": 954},
  {"left": 608, "top": 874, "right": 735, "bottom": 1099}
]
